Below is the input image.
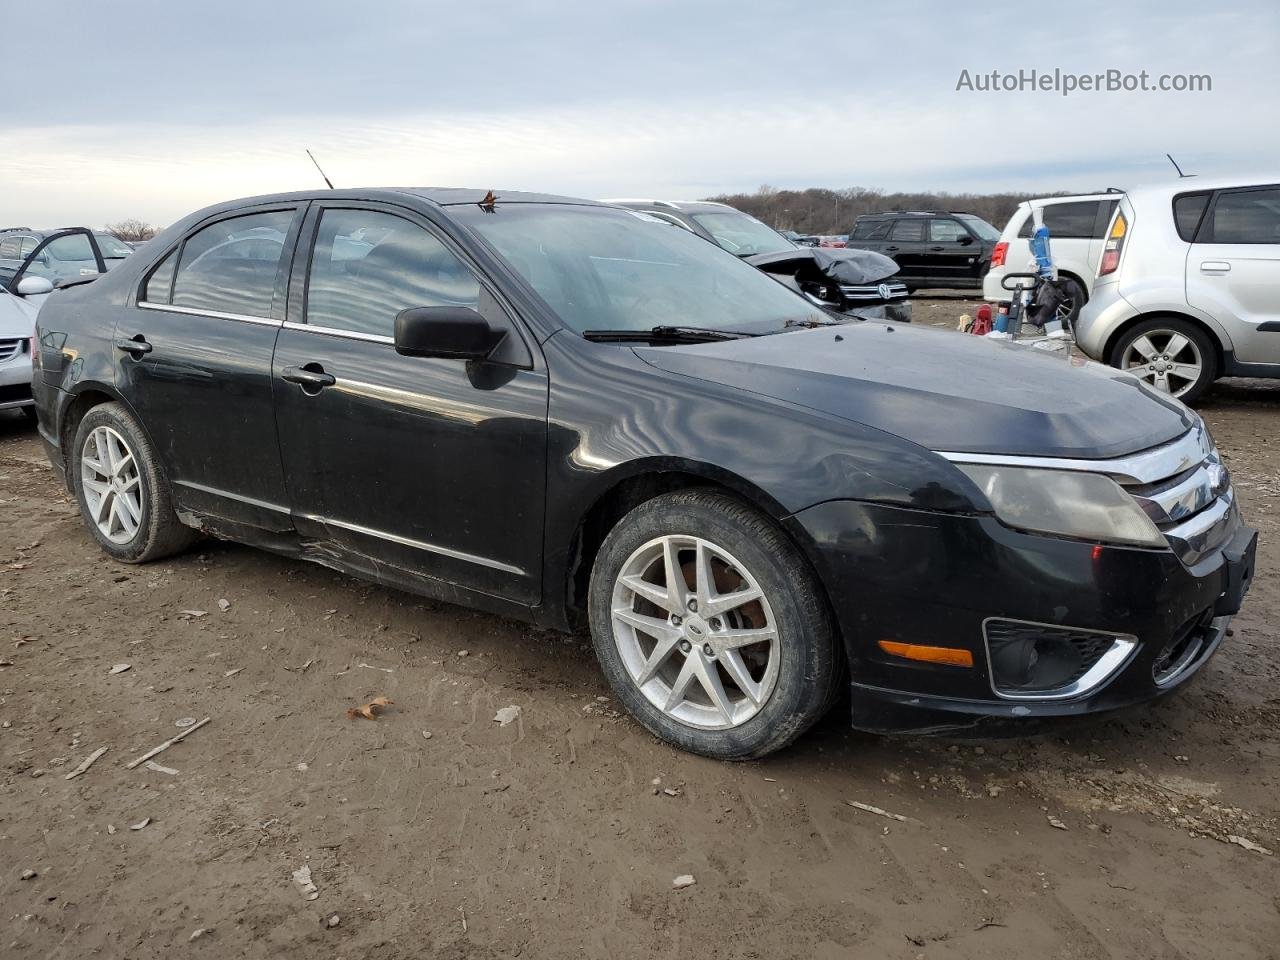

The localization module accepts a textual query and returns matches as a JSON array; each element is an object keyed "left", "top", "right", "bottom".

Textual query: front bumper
[
  {"left": 788, "top": 499, "right": 1255, "bottom": 733},
  {"left": 843, "top": 301, "right": 912, "bottom": 324}
]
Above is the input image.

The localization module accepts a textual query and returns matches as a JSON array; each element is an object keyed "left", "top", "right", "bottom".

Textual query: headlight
[{"left": 957, "top": 465, "right": 1166, "bottom": 548}]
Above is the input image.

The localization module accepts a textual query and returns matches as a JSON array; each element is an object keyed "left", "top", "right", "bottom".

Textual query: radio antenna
[
  {"left": 306, "top": 149, "right": 335, "bottom": 189},
  {"left": 1166, "top": 153, "right": 1195, "bottom": 178}
]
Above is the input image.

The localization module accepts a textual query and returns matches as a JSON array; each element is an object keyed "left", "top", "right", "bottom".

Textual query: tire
[
  {"left": 70, "top": 402, "right": 197, "bottom": 563},
  {"left": 587, "top": 489, "right": 841, "bottom": 760},
  {"left": 1108, "top": 317, "right": 1217, "bottom": 404},
  {"left": 1057, "top": 276, "right": 1086, "bottom": 326}
]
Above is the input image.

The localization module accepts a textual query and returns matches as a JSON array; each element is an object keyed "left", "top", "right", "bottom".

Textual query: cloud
[{"left": 0, "top": 0, "right": 1275, "bottom": 225}]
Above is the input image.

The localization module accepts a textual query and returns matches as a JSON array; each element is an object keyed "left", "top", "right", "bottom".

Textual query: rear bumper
[{"left": 787, "top": 499, "right": 1255, "bottom": 733}]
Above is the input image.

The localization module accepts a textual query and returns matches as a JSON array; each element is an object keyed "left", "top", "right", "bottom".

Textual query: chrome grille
[
  {"left": 0, "top": 337, "right": 24, "bottom": 363},
  {"left": 839, "top": 281, "right": 909, "bottom": 302}
]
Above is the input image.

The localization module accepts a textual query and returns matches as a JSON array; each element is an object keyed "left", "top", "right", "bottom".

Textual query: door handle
[
  {"left": 282, "top": 363, "right": 336, "bottom": 393},
  {"left": 114, "top": 335, "right": 152, "bottom": 357},
  {"left": 1200, "top": 260, "right": 1232, "bottom": 273},
  {"left": 885, "top": 245, "right": 900, "bottom": 252},
  {"left": 929, "top": 245, "right": 945, "bottom": 251}
]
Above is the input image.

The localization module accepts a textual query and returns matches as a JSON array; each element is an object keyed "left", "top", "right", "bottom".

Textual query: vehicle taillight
[
  {"left": 1099, "top": 211, "right": 1127, "bottom": 276},
  {"left": 991, "top": 241, "right": 1008, "bottom": 268}
]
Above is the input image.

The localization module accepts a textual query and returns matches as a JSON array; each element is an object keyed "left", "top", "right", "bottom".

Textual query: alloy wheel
[
  {"left": 610, "top": 535, "right": 779, "bottom": 730},
  {"left": 81, "top": 425, "right": 144, "bottom": 544},
  {"left": 1121, "top": 330, "right": 1204, "bottom": 397}
]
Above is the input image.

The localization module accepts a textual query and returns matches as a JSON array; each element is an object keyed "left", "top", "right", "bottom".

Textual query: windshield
[
  {"left": 688, "top": 210, "right": 796, "bottom": 257},
  {"left": 957, "top": 215, "right": 1002, "bottom": 241},
  {"left": 457, "top": 204, "right": 825, "bottom": 335},
  {"left": 94, "top": 233, "right": 134, "bottom": 259}
]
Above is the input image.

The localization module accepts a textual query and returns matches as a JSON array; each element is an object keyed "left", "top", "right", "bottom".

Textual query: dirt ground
[{"left": 2, "top": 301, "right": 1278, "bottom": 959}]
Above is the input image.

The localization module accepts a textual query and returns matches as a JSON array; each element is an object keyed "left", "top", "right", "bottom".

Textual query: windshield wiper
[{"left": 582, "top": 325, "right": 758, "bottom": 343}]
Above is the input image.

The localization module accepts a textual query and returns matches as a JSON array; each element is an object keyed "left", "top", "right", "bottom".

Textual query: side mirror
[
  {"left": 394, "top": 306, "right": 504, "bottom": 360},
  {"left": 959, "top": 234, "right": 975, "bottom": 246},
  {"left": 16, "top": 276, "right": 54, "bottom": 297}
]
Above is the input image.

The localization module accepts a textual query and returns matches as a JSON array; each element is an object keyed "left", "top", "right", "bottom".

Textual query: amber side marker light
[{"left": 878, "top": 640, "right": 974, "bottom": 668}]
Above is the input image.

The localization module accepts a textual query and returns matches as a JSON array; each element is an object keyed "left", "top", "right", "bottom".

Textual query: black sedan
[{"left": 32, "top": 188, "right": 1256, "bottom": 758}]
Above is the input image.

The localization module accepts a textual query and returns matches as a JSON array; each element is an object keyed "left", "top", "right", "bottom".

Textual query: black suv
[{"left": 844, "top": 211, "right": 1003, "bottom": 291}]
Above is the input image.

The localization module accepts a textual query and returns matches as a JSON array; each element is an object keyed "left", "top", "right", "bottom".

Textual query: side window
[
  {"left": 0, "top": 237, "right": 19, "bottom": 259},
  {"left": 853, "top": 220, "right": 890, "bottom": 240},
  {"left": 142, "top": 250, "right": 178, "bottom": 305},
  {"left": 928, "top": 219, "right": 968, "bottom": 242},
  {"left": 305, "top": 209, "right": 480, "bottom": 338},
  {"left": 19, "top": 237, "right": 38, "bottom": 258},
  {"left": 1017, "top": 202, "right": 1100, "bottom": 239},
  {"left": 1172, "top": 193, "right": 1210, "bottom": 242},
  {"left": 170, "top": 210, "right": 294, "bottom": 317},
  {"left": 889, "top": 219, "right": 924, "bottom": 241},
  {"left": 1204, "top": 188, "right": 1280, "bottom": 244}
]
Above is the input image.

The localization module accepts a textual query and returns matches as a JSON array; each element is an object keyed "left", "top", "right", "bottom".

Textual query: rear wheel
[
  {"left": 588, "top": 490, "right": 841, "bottom": 759},
  {"left": 71, "top": 402, "right": 197, "bottom": 563},
  {"left": 1109, "top": 318, "right": 1217, "bottom": 403}
]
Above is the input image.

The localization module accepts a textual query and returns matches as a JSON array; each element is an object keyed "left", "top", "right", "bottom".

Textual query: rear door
[
  {"left": 271, "top": 201, "right": 548, "bottom": 604},
  {"left": 884, "top": 218, "right": 928, "bottom": 279},
  {"left": 118, "top": 204, "right": 304, "bottom": 529},
  {"left": 1185, "top": 185, "right": 1280, "bottom": 363}
]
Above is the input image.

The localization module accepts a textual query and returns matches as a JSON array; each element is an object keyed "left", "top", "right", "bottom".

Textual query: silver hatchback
[{"left": 1076, "top": 175, "right": 1280, "bottom": 402}]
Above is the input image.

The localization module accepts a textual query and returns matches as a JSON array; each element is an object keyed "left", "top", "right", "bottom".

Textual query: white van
[{"left": 983, "top": 193, "right": 1121, "bottom": 321}]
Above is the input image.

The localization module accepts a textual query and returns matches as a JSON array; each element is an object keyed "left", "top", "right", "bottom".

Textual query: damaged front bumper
[{"left": 786, "top": 499, "right": 1256, "bottom": 734}]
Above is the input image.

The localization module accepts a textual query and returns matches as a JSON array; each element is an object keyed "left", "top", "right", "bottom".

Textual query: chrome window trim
[
  {"left": 982, "top": 617, "right": 1138, "bottom": 701},
  {"left": 298, "top": 513, "right": 524, "bottom": 576},
  {"left": 137, "top": 301, "right": 280, "bottom": 326},
  {"left": 282, "top": 321, "right": 393, "bottom": 345},
  {"left": 937, "top": 425, "right": 1211, "bottom": 486}
]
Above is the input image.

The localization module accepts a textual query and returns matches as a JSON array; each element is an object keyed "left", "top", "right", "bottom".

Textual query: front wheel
[
  {"left": 588, "top": 490, "right": 841, "bottom": 759},
  {"left": 1109, "top": 318, "right": 1217, "bottom": 404}
]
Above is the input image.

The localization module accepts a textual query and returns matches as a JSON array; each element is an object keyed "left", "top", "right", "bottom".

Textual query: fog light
[{"left": 984, "top": 620, "right": 1135, "bottom": 699}]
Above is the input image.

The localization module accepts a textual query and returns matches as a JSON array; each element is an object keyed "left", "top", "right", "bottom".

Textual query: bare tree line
[
  {"left": 704, "top": 185, "right": 1080, "bottom": 236},
  {"left": 103, "top": 219, "right": 158, "bottom": 242}
]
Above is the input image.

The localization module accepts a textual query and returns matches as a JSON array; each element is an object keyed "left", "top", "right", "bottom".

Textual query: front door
[
  {"left": 271, "top": 203, "right": 548, "bottom": 605},
  {"left": 115, "top": 205, "right": 303, "bottom": 528},
  {"left": 1185, "top": 185, "right": 1280, "bottom": 364}
]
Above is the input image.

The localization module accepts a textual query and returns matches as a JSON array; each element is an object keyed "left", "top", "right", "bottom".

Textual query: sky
[{"left": 1, "top": 0, "right": 1276, "bottom": 228}]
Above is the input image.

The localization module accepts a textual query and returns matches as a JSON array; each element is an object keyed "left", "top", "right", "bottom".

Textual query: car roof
[
  {"left": 1117, "top": 173, "right": 1280, "bottom": 202},
  {"left": 193, "top": 187, "right": 607, "bottom": 209}
]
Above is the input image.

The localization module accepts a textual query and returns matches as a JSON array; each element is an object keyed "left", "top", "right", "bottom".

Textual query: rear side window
[
  {"left": 1018, "top": 201, "right": 1101, "bottom": 239},
  {"left": 143, "top": 250, "right": 178, "bottom": 304},
  {"left": 889, "top": 219, "right": 924, "bottom": 241},
  {"left": 0, "top": 237, "right": 19, "bottom": 259},
  {"left": 852, "top": 220, "right": 890, "bottom": 240},
  {"left": 169, "top": 210, "right": 294, "bottom": 317},
  {"left": 1203, "top": 187, "right": 1280, "bottom": 244},
  {"left": 1172, "top": 192, "right": 1210, "bottom": 242},
  {"left": 305, "top": 208, "right": 480, "bottom": 338}
]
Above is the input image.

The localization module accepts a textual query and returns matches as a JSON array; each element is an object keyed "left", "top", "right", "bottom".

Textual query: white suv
[
  {"left": 1076, "top": 176, "right": 1280, "bottom": 402},
  {"left": 983, "top": 193, "right": 1121, "bottom": 323}
]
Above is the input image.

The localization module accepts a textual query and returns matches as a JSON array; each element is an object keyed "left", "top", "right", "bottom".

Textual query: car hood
[
  {"left": 636, "top": 323, "right": 1193, "bottom": 458},
  {"left": 745, "top": 247, "right": 899, "bottom": 285},
  {"left": 0, "top": 293, "right": 38, "bottom": 336}
]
